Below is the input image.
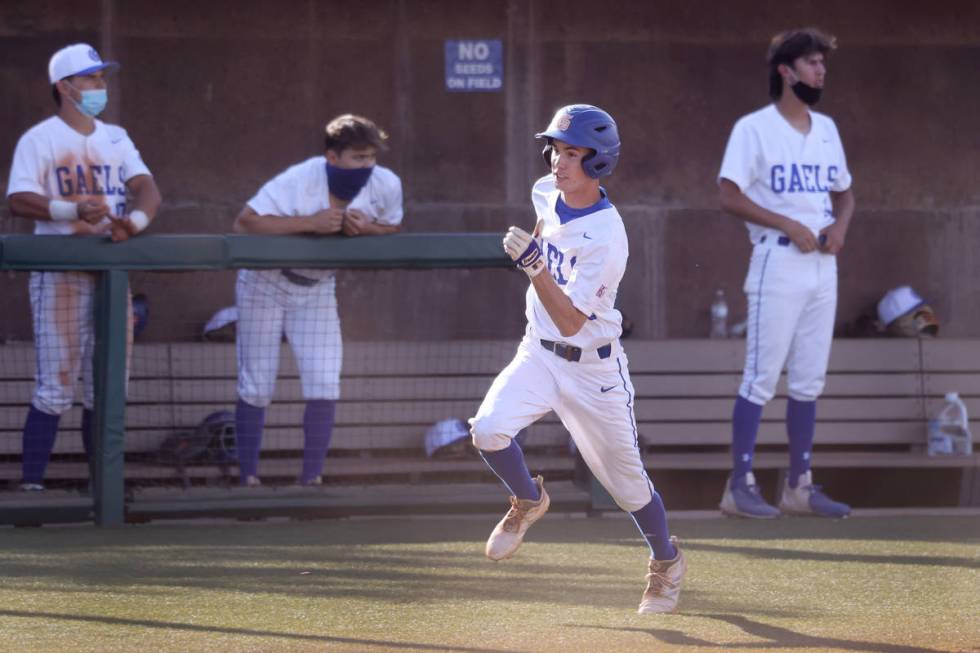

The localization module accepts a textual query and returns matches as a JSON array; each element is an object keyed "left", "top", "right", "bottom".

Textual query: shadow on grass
[
  {"left": 0, "top": 609, "right": 522, "bottom": 653},
  {"left": 0, "top": 547, "right": 639, "bottom": 608},
  {"left": 681, "top": 541, "right": 980, "bottom": 570},
  {"left": 574, "top": 613, "right": 952, "bottom": 653}
]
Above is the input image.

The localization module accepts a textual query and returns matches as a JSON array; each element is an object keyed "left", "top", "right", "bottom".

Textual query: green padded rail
[
  {"left": 0, "top": 232, "right": 511, "bottom": 526},
  {"left": 0, "top": 233, "right": 512, "bottom": 271}
]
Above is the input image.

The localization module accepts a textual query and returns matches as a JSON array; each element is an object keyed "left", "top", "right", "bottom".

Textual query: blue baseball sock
[
  {"left": 21, "top": 405, "right": 61, "bottom": 485},
  {"left": 787, "top": 398, "right": 816, "bottom": 487},
  {"left": 301, "top": 399, "right": 335, "bottom": 482},
  {"left": 480, "top": 439, "right": 540, "bottom": 501},
  {"left": 630, "top": 491, "right": 677, "bottom": 560},
  {"left": 731, "top": 395, "right": 763, "bottom": 485},
  {"left": 235, "top": 398, "right": 266, "bottom": 480}
]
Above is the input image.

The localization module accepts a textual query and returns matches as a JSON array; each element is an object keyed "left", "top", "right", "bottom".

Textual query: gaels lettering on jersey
[
  {"left": 55, "top": 164, "right": 126, "bottom": 197},
  {"left": 769, "top": 163, "right": 838, "bottom": 194}
]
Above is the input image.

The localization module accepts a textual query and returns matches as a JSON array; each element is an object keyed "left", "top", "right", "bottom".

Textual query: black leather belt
[
  {"left": 281, "top": 269, "right": 319, "bottom": 287},
  {"left": 540, "top": 339, "right": 612, "bottom": 362},
  {"left": 760, "top": 234, "right": 827, "bottom": 247}
]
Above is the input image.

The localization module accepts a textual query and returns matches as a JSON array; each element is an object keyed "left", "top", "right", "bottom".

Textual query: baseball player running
[
  {"left": 6, "top": 43, "right": 161, "bottom": 490},
  {"left": 470, "top": 105, "right": 686, "bottom": 614},
  {"left": 717, "top": 28, "right": 855, "bottom": 519},
  {"left": 232, "top": 114, "right": 403, "bottom": 486}
]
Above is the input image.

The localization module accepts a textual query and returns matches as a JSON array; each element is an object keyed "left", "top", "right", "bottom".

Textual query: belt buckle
[{"left": 556, "top": 343, "right": 580, "bottom": 362}]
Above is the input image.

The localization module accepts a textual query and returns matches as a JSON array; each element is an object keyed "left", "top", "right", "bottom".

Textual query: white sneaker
[
  {"left": 241, "top": 475, "right": 262, "bottom": 487},
  {"left": 485, "top": 476, "right": 550, "bottom": 561},
  {"left": 19, "top": 483, "right": 45, "bottom": 492},
  {"left": 638, "top": 537, "right": 687, "bottom": 614},
  {"left": 779, "top": 470, "right": 851, "bottom": 518}
]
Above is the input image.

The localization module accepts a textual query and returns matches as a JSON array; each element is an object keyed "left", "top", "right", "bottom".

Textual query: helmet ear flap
[{"left": 541, "top": 139, "right": 554, "bottom": 170}]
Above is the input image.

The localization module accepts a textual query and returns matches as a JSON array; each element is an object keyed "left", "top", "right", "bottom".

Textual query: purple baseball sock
[
  {"left": 731, "top": 395, "right": 763, "bottom": 486},
  {"left": 301, "top": 399, "right": 335, "bottom": 482},
  {"left": 81, "top": 408, "right": 93, "bottom": 459},
  {"left": 480, "top": 439, "right": 540, "bottom": 501},
  {"left": 630, "top": 491, "right": 677, "bottom": 560},
  {"left": 235, "top": 398, "right": 266, "bottom": 481},
  {"left": 21, "top": 405, "right": 61, "bottom": 485},
  {"left": 787, "top": 398, "right": 816, "bottom": 487}
]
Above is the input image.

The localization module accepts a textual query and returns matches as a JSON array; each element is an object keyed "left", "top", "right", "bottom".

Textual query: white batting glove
[{"left": 503, "top": 226, "right": 545, "bottom": 278}]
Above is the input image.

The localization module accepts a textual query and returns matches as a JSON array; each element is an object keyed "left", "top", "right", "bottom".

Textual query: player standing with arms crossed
[
  {"left": 470, "top": 105, "right": 686, "bottom": 614},
  {"left": 6, "top": 44, "right": 161, "bottom": 490},
  {"left": 717, "top": 28, "right": 855, "bottom": 518},
  {"left": 232, "top": 114, "right": 403, "bottom": 486}
]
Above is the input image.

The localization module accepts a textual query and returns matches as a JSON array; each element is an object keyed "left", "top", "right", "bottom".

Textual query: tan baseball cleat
[
  {"left": 485, "top": 476, "right": 550, "bottom": 561},
  {"left": 637, "top": 536, "right": 687, "bottom": 614}
]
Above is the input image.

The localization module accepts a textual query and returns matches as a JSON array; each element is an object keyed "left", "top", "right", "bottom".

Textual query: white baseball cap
[
  {"left": 877, "top": 286, "right": 926, "bottom": 326},
  {"left": 48, "top": 43, "right": 119, "bottom": 84},
  {"left": 424, "top": 419, "right": 469, "bottom": 458},
  {"left": 203, "top": 306, "right": 238, "bottom": 336}
]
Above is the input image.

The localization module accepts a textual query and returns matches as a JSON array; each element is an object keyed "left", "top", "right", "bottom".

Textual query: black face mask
[{"left": 790, "top": 80, "right": 822, "bottom": 106}]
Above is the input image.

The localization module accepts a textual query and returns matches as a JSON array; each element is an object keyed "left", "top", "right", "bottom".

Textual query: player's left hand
[
  {"left": 342, "top": 208, "right": 371, "bottom": 236},
  {"left": 108, "top": 216, "right": 136, "bottom": 242},
  {"left": 819, "top": 223, "right": 847, "bottom": 255},
  {"left": 70, "top": 219, "right": 111, "bottom": 236}
]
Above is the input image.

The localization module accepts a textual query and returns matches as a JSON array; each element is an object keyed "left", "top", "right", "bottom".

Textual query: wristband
[
  {"left": 524, "top": 259, "right": 546, "bottom": 278},
  {"left": 49, "top": 199, "right": 79, "bottom": 221},
  {"left": 128, "top": 210, "right": 150, "bottom": 233}
]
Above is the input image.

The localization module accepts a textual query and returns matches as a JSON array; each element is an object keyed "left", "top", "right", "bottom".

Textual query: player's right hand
[
  {"left": 77, "top": 200, "right": 111, "bottom": 224},
  {"left": 503, "top": 226, "right": 545, "bottom": 277},
  {"left": 311, "top": 207, "right": 345, "bottom": 234},
  {"left": 783, "top": 220, "right": 820, "bottom": 253}
]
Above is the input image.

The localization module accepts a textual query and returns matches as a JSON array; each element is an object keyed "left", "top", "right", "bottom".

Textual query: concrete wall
[{"left": 1, "top": 0, "right": 978, "bottom": 342}]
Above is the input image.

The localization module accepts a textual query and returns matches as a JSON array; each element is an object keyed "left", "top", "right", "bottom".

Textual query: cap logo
[
  {"left": 88, "top": 48, "right": 100, "bottom": 62},
  {"left": 556, "top": 113, "right": 571, "bottom": 131}
]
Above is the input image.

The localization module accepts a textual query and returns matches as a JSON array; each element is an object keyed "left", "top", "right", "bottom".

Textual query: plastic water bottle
[
  {"left": 710, "top": 289, "right": 729, "bottom": 339},
  {"left": 928, "top": 392, "right": 973, "bottom": 456}
]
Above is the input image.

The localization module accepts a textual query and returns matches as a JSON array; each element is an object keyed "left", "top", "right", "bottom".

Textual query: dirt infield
[{"left": 1, "top": 512, "right": 978, "bottom": 653}]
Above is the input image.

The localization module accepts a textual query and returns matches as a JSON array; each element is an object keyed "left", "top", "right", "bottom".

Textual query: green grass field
[{"left": 1, "top": 512, "right": 978, "bottom": 653}]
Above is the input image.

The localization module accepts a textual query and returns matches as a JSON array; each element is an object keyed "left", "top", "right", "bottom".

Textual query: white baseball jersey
[
  {"left": 526, "top": 174, "right": 626, "bottom": 350},
  {"left": 236, "top": 157, "right": 403, "bottom": 407},
  {"left": 719, "top": 104, "right": 853, "bottom": 405},
  {"left": 470, "top": 175, "right": 655, "bottom": 513},
  {"left": 7, "top": 115, "right": 144, "bottom": 416},
  {"left": 244, "top": 156, "right": 403, "bottom": 282},
  {"left": 7, "top": 116, "right": 151, "bottom": 234},
  {"left": 719, "top": 104, "right": 851, "bottom": 244}
]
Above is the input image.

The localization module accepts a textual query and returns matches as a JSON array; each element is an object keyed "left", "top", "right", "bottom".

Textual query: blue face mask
[
  {"left": 325, "top": 162, "right": 374, "bottom": 201},
  {"left": 69, "top": 86, "right": 108, "bottom": 117}
]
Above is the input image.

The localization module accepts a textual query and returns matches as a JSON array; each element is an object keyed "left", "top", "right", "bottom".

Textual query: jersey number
[{"left": 546, "top": 243, "right": 576, "bottom": 286}]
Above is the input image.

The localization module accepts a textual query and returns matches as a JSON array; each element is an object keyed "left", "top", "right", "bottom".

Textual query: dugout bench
[{"left": 1, "top": 337, "right": 978, "bottom": 521}]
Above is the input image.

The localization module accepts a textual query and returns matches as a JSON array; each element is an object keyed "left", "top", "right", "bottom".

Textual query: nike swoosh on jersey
[
  {"left": 600, "top": 385, "right": 616, "bottom": 393},
  {"left": 583, "top": 233, "right": 593, "bottom": 239},
  {"left": 111, "top": 138, "right": 123, "bottom": 144}
]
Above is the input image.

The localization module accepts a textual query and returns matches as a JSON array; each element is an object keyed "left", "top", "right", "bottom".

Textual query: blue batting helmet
[{"left": 535, "top": 104, "right": 620, "bottom": 179}]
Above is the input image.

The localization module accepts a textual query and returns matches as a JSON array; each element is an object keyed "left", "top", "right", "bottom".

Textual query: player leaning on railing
[
  {"left": 6, "top": 43, "right": 161, "bottom": 491},
  {"left": 231, "top": 114, "right": 404, "bottom": 487},
  {"left": 468, "top": 104, "right": 687, "bottom": 614}
]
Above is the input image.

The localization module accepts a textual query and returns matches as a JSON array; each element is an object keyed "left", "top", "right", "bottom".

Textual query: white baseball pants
[
  {"left": 236, "top": 270, "right": 342, "bottom": 408},
  {"left": 470, "top": 337, "right": 654, "bottom": 512},
  {"left": 29, "top": 271, "right": 132, "bottom": 416},
  {"left": 739, "top": 241, "right": 838, "bottom": 405}
]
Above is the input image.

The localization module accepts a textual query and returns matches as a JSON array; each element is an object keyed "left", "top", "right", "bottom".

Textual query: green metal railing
[{"left": 0, "top": 233, "right": 510, "bottom": 525}]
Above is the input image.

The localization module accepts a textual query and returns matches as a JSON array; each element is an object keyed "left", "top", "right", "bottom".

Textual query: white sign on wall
[{"left": 444, "top": 40, "right": 503, "bottom": 92}]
